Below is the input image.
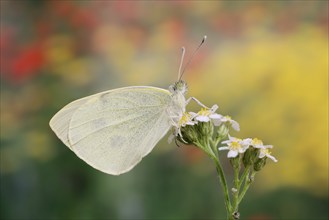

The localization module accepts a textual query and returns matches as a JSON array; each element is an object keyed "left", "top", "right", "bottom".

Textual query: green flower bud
[
  {"left": 230, "top": 156, "right": 240, "bottom": 169},
  {"left": 254, "top": 157, "right": 267, "bottom": 171},
  {"left": 242, "top": 147, "right": 259, "bottom": 167},
  {"left": 180, "top": 125, "right": 199, "bottom": 144},
  {"left": 216, "top": 123, "right": 229, "bottom": 140},
  {"left": 197, "top": 121, "right": 213, "bottom": 138}
]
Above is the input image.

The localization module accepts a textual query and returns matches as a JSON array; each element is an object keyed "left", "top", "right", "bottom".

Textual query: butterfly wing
[
  {"left": 49, "top": 91, "right": 108, "bottom": 150},
  {"left": 51, "top": 86, "right": 172, "bottom": 175}
]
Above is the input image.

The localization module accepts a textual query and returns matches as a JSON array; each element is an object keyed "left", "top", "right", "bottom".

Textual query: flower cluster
[
  {"left": 171, "top": 102, "right": 278, "bottom": 220},
  {"left": 219, "top": 136, "right": 278, "bottom": 162},
  {"left": 172, "top": 103, "right": 277, "bottom": 171},
  {"left": 170, "top": 104, "right": 239, "bottom": 146},
  {"left": 220, "top": 136, "right": 277, "bottom": 171}
]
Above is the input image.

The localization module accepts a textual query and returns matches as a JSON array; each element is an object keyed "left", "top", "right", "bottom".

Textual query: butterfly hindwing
[{"left": 49, "top": 91, "right": 108, "bottom": 150}]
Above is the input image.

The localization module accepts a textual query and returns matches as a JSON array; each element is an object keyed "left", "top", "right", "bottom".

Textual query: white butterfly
[{"left": 49, "top": 36, "right": 207, "bottom": 175}]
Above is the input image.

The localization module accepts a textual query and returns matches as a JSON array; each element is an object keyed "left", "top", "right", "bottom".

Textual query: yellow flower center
[
  {"left": 197, "top": 108, "right": 211, "bottom": 116},
  {"left": 261, "top": 148, "right": 271, "bottom": 155},
  {"left": 179, "top": 113, "right": 192, "bottom": 126},
  {"left": 224, "top": 115, "right": 231, "bottom": 120},
  {"left": 252, "top": 138, "right": 263, "bottom": 146},
  {"left": 230, "top": 141, "right": 241, "bottom": 150}
]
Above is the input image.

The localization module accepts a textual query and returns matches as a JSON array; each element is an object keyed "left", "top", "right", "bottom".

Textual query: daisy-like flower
[
  {"left": 219, "top": 136, "right": 249, "bottom": 158},
  {"left": 259, "top": 147, "right": 278, "bottom": 162},
  {"left": 191, "top": 105, "right": 219, "bottom": 122},
  {"left": 211, "top": 115, "right": 240, "bottom": 131},
  {"left": 250, "top": 138, "right": 273, "bottom": 149},
  {"left": 178, "top": 112, "right": 196, "bottom": 127},
  {"left": 169, "top": 112, "right": 196, "bottom": 143},
  {"left": 240, "top": 138, "right": 252, "bottom": 148}
]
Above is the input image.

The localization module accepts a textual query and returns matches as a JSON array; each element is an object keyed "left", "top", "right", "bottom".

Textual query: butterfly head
[{"left": 169, "top": 80, "right": 188, "bottom": 95}]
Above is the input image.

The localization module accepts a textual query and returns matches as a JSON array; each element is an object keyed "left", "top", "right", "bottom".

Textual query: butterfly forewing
[{"left": 67, "top": 86, "right": 172, "bottom": 175}]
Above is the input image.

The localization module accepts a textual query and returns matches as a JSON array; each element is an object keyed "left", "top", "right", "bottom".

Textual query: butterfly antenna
[
  {"left": 178, "top": 35, "right": 207, "bottom": 81},
  {"left": 178, "top": 47, "right": 186, "bottom": 80}
]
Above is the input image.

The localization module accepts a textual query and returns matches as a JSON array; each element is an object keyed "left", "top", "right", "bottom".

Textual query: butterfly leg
[
  {"left": 186, "top": 97, "right": 208, "bottom": 108},
  {"left": 174, "top": 138, "right": 182, "bottom": 147}
]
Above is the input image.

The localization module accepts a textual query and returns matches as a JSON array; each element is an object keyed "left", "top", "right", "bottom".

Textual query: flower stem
[
  {"left": 238, "top": 165, "right": 250, "bottom": 189},
  {"left": 231, "top": 158, "right": 240, "bottom": 216},
  {"left": 212, "top": 157, "right": 232, "bottom": 220},
  {"left": 238, "top": 171, "right": 256, "bottom": 204},
  {"left": 207, "top": 140, "right": 232, "bottom": 220}
]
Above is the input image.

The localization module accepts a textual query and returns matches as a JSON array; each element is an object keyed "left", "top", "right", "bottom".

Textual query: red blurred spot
[
  {"left": 112, "top": 1, "right": 139, "bottom": 22},
  {"left": 10, "top": 44, "right": 45, "bottom": 82},
  {"left": 36, "top": 21, "right": 53, "bottom": 40},
  {"left": 165, "top": 18, "right": 186, "bottom": 45},
  {"left": 52, "top": 1, "right": 74, "bottom": 17},
  {"left": 70, "top": 8, "right": 98, "bottom": 29},
  {"left": 211, "top": 12, "right": 243, "bottom": 37},
  {"left": 182, "top": 146, "right": 205, "bottom": 163}
]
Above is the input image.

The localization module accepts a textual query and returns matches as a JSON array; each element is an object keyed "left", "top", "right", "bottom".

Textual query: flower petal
[
  {"left": 263, "top": 145, "right": 273, "bottom": 149},
  {"left": 189, "top": 112, "right": 198, "bottom": 118},
  {"left": 222, "top": 140, "right": 231, "bottom": 144},
  {"left": 196, "top": 115, "right": 210, "bottom": 122},
  {"left": 209, "top": 113, "right": 222, "bottom": 119},
  {"left": 228, "top": 150, "right": 239, "bottom": 158},
  {"left": 238, "top": 147, "right": 248, "bottom": 153},
  {"left": 240, "top": 138, "right": 252, "bottom": 147},
  {"left": 218, "top": 146, "right": 229, "bottom": 151},
  {"left": 259, "top": 151, "right": 266, "bottom": 158},
  {"left": 209, "top": 113, "right": 222, "bottom": 126},
  {"left": 231, "top": 120, "right": 240, "bottom": 131},
  {"left": 267, "top": 154, "right": 278, "bottom": 162},
  {"left": 186, "top": 121, "right": 196, "bottom": 125},
  {"left": 210, "top": 104, "right": 219, "bottom": 112}
]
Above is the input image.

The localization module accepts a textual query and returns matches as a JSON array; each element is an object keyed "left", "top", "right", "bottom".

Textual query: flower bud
[
  {"left": 242, "top": 147, "right": 259, "bottom": 167},
  {"left": 230, "top": 156, "right": 240, "bottom": 169},
  {"left": 180, "top": 125, "right": 199, "bottom": 144},
  {"left": 216, "top": 123, "right": 229, "bottom": 140},
  {"left": 253, "top": 157, "right": 267, "bottom": 171},
  {"left": 198, "top": 121, "right": 213, "bottom": 138}
]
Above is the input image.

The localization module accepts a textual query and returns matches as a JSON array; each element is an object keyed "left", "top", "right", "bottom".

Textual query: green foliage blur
[{"left": 1, "top": 1, "right": 328, "bottom": 220}]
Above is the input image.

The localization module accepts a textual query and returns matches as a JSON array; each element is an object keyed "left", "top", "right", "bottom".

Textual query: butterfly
[{"left": 49, "top": 36, "right": 207, "bottom": 175}]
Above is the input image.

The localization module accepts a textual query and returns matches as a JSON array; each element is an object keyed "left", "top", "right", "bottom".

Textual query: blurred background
[{"left": 1, "top": 1, "right": 328, "bottom": 220}]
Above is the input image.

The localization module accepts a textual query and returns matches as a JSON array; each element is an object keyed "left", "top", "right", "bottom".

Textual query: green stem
[
  {"left": 238, "top": 171, "right": 256, "bottom": 204},
  {"left": 231, "top": 159, "right": 240, "bottom": 214},
  {"left": 238, "top": 166, "right": 250, "bottom": 190},
  {"left": 212, "top": 157, "right": 233, "bottom": 220},
  {"left": 202, "top": 139, "right": 232, "bottom": 219}
]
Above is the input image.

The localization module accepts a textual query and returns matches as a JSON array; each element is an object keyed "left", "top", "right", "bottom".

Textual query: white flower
[
  {"left": 178, "top": 112, "right": 196, "bottom": 127},
  {"left": 168, "top": 112, "right": 196, "bottom": 143},
  {"left": 219, "top": 136, "right": 249, "bottom": 158},
  {"left": 240, "top": 138, "right": 252, "bottom": 148},
  {"left": 249, "top": 138, "right": 278, "bottom": 162},
  {"left": 190, "top": 105, "right": 240, "bottom": 132},
  {"left": 259, "top": 147, "right": 278, "bottom": 162},
  {"left": 208, "top": 114, "right": 240, "bottom": 131},
  {"left": 250, "top": 138, "right": 273, "bottom": 149},
  {"left": 192, "top": 105, "right": 219, "bottom": 123}
]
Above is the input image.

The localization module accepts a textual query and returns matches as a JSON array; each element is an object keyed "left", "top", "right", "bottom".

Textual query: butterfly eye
[{"left": 169, "top": 85, "right": 176, "bottom": 93}]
